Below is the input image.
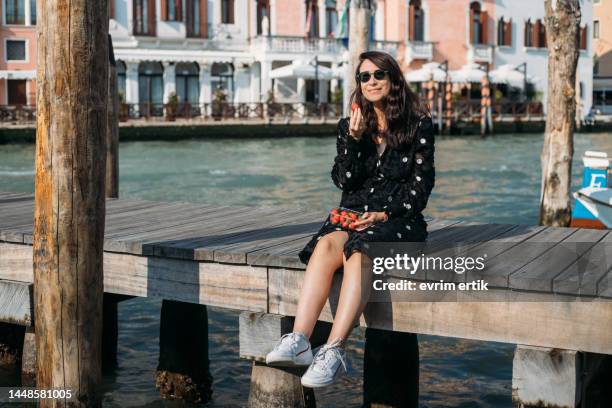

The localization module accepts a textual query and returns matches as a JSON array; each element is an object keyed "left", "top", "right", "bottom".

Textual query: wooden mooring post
[{"left": 33, "top": 1, "right": 109, "bottom": 406}]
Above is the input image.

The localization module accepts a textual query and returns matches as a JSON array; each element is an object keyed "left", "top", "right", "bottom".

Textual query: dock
[{"left": 1, "top": 191, "right": 611, "bottom": 406}]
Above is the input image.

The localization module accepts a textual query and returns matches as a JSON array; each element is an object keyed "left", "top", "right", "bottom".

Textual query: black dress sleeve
[
  {"left": 331, "top": 118, "right": 367, "bottom": 191},
  {"left": 386, "top": 116, "right": 435, "bottom": 219}
]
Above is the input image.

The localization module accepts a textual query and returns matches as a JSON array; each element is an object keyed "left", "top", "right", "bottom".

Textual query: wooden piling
[
  {"left": 33, "top": 0, "right": 109, "bottom": 405},
  {"left": 363, "top": 328, "right": 419, "bottom": 408},
  {"left": 155, "top": 300, "right": 213, "bottom": 404},
  {"left": 106, "top": 34, "right": 119, "bottom": 199}
]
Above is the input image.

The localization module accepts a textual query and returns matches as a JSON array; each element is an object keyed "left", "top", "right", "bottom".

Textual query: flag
[{"left": 334, "top": 0, "right": 349, "bottom": 39}]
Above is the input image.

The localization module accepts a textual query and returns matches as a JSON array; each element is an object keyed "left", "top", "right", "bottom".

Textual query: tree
[{"left": 539, "top": 0, "right": 581, "bottom": 227}]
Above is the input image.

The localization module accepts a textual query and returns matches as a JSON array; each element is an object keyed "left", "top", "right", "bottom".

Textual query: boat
[{"left": 570, "top": 151, "right": 611, "bottom": 229}]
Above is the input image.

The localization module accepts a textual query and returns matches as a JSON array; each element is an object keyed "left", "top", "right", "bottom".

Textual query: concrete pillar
[
  {"left": 375, "top": 0, "right": 385, "bottom": 41},
  {"left": 125, "top": 61, "right": 139, "bottom": 104},
  {"left": 250, "top": 62, "right": 261, "bottom": 103},
  {"left": 162, "top": 62, "right": 176, "bottom": 103},
  {"left": 269, "top": 0, "right": 277, "bottom": 35},
  {"left": 199, "top": 62, "right": 212, "bottom": 116},
  {"left": 297, "top": 78, "right": 306, "bottom": 103},
  {"left": 261, "top": 60, "right": 273, "bottom": 102},
  {"left": 318, "top": 0, "right": 327, "bottom": 37},
  {"left": 234, "top": 64, "right": 251, "bottom": 104},
  {"left": 330, "top": 62, "right": 339, "bottom": 93}
]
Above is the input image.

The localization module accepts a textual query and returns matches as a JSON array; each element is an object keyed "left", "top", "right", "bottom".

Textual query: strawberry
[
  {"left": 330, "top": 208, "right": 339, "bottom": 216},
  {"left": 349, "top": 213, "right": 357, "bottom": 220},
  {"left": 331, "top": 216, "right": 340, "bottom": 224},
  {"left": 351, "top": 103, "right": 359, "bottom": 112}
]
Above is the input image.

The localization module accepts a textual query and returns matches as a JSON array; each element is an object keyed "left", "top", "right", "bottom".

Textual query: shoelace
[
  {"left": 276, "top": 332, "right": 302, "bottom": 352},
  {"left": 312, "top": 338, "right": 347, "bottom": 373}
]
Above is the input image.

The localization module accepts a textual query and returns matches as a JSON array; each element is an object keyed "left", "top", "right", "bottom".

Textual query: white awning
[
  {"left": 270, "top": 59, "right": 335, "bottom": 80},
  {"left": 489, "top": 64, "right": 532, "bottom": 88},
  {"left": 449, "top": 63, "right": 487, "bottom": 83},
  {"left": 0, "top": 70, "right": 36, "bottom": 80},
  {"left": 404, "top": 62, "right": 448, "bottom": 83}
]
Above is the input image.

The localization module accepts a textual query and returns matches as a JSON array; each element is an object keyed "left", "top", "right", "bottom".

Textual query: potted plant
[
  {"left": 118, "top": 92, "right": 128, "bottom": 122},
  {"left": 212, "top": 87, "right": 227, "bottom": 121},
  {"left": 166, "top": 92, "right": 179, "bottom": 121}
]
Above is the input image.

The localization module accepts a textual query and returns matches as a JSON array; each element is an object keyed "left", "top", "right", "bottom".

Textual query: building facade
[
  {"left": 593, "top": 0, "right": 612, "bottom": 114},
  {"left": 0, "top": 0, "right": 594, "bottom": 117}
]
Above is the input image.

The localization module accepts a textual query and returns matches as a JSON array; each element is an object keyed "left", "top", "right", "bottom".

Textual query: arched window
[
  {"left": 176, "top": 62, "right": 200, "bottom": 105},
  {"left": 116, "top": 60, "right": 126, "bottom": 100},
  {"left": 138, "top": 61, "right": 163, "bottom": 115},
  {"left": 325, "top": 0, "right": 337, "bottom": 37},
  {"left": 409, "top": 0, "right": 425, "bottom": 42},
  {"left": 469, "top": 2, "right": 487, "bottom": 45},
  {"left": 305, "top": 0, "right": 319, "bottom": 37},
  {"left": 211, "top": 62, "right": 234, "bottom": 101},
  {"left": 497, "top": 17, "right": 512, "bottom": 46}
]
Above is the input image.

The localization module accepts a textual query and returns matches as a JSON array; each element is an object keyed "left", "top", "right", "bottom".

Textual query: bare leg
[
  {"left": 327, "top": 251, "right": 373, "bottom": 342},
  {"left": 293, "top": 231, "right": 348, "bottom": 338}
]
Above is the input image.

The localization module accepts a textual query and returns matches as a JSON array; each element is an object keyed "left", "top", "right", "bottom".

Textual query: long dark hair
[{"left": 350, "top": 51, "right": 427, "bottom": 148}]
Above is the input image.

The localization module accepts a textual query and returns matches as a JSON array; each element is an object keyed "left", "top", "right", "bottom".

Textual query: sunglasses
[{"left": 356, "top": 69, "right": 389, "bottom": 83}]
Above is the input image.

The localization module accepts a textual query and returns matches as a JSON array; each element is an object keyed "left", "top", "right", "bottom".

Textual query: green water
[{"left": 1, "top": 132, "right": 611, "bottom": 407}]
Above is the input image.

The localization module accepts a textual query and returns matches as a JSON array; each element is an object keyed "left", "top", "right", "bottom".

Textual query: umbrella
[
  {"left": 270, "top": 59, "right": 335, "bottom": 80},
  {"left": 405, "top": 62, "right": 448, "bottom": 83},
  {"left": 449, "top": 63, "right": 487, "bottom": 83},
  {"left": 489, "top": 64, "right": 534, "bottom": 88}
]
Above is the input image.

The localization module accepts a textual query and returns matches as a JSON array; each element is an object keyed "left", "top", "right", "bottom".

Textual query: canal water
[{"left": 1, "top": 131, "right": 611, "bottom": 407}]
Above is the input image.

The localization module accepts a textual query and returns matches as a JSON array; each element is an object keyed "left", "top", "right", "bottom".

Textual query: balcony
[
  {"left": 405, "top": 41, "right": 433, "bottom": 62},
  {"left": 250, "top": 35, "right": 343, "bottom": 56},
  {"left": 250, "top": 35, "right": 399, "bottom": 58},
  {"left": 468, "top": 44, "right": 493, "bottom": 64}
]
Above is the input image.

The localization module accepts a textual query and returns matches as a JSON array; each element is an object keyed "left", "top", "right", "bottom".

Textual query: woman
[{"left": 266, "top": 50, "right": 435, "bottom": 388}]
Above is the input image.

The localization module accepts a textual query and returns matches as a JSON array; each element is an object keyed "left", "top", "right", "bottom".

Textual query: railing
[
  {"left": 468, "top": 44, "right": 493, "bottom": 64},
  {"left": 0, "top": 103, "right": 344, "bottom": 124},
  {"left": 406, "top": 41, "right": 433, "bottom": 61},
  {"left": 250, "top": 35, "right": 400, "bottom": 57}
]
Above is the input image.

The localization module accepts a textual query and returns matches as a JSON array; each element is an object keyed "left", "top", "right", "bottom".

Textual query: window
[
  {"left": 133, "top": 0, "right": 156, "bottom": 36},
  {"left": 187, "top": 0, "right": 206, "bottom": 38},
  {"left": 580, "top": 25, "right": 587, "bottom": 50},
  {"left": 305, "top": 0, "right": 319, "bottom": 37},
  {"left": 594, "top": 90, "right": 604, "bottom": 106},
  {"left": 325, "top": 1, "right": 337, "bottom": 38},
  {"left": 116, "top": 61, "right": 126, "bottom": 100},
  {"left": 221, "top": 0, "right": 234, "bottom": 24},
  {"left": 29, "top": 0, "right": 35, "bottom": 24},
  {"left": 6, "top": 40, "right": 26, "bottom": 61},
  {"left": 409, "top": 0, "right": 425, "bottom": 42},
  {"left": 138, "top": 61, "right": 164, "bottom": 116},
  {"left": 7, "top": 79, "right": 26, "bottom": 105},
  {"left": 525, "top": 19, "right": 545, "bottom": 48},
  {"left": 594, "top": 56, "right": 599, "bottom": 75},
  {"left": 257, "top": 0, "right": 270, "bottom": 35},
  {"left": 176, "top": 62, "right": 200, "bottom": 105},
  {"left": 524, "top": 19, "right": 533, "bottom": 47},
  {"left": 497, "top": 17, "right": 512, "bottom": 46},
  {"left": 211, "top": 62, "right": 234, "bottom": 101},
  {"left": 5, "top": 0, "right": 25, "bottom": 25},
  {"left": 162, "top": 0, "right": 182, "bottom": 21},
  {"left": 469, "top": 2, "right": 488, "bottom": 45},
  {"left": 594, "top": 21, "right": 599, "bottom": 39}
]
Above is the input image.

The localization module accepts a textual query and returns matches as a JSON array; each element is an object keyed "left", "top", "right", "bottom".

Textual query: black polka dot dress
[{"left": 298, "top": 114, "right": 435, "bottom": 265}]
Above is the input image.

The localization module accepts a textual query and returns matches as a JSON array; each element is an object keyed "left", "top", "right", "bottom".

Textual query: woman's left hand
[{"left": 352, "top": 211, "right": 388, "bottom": 231}]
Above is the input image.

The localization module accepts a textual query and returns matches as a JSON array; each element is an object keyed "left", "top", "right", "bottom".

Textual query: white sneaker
[
  {"left": 265, "top": 332, "right": 313, "bottom": 367},
  {"left": 300, "top": 339, "right": 347, "bottom": 388}
]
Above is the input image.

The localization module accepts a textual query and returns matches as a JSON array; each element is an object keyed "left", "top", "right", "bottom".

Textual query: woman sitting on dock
[{"left": 266, "top": 50, "right": 436, "bottom": 388}]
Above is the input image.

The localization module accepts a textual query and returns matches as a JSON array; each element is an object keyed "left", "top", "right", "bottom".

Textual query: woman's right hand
[{"left": 349, "top": 107, "right": 366, "bottom": 140}]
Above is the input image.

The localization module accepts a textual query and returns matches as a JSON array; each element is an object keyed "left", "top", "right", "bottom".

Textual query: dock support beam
[
  {"left": 155, "top": 300, "right": 213, "bottom": 403},
  {"left": 363, "top": 328, "right": 419, "bottom": 408}
]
